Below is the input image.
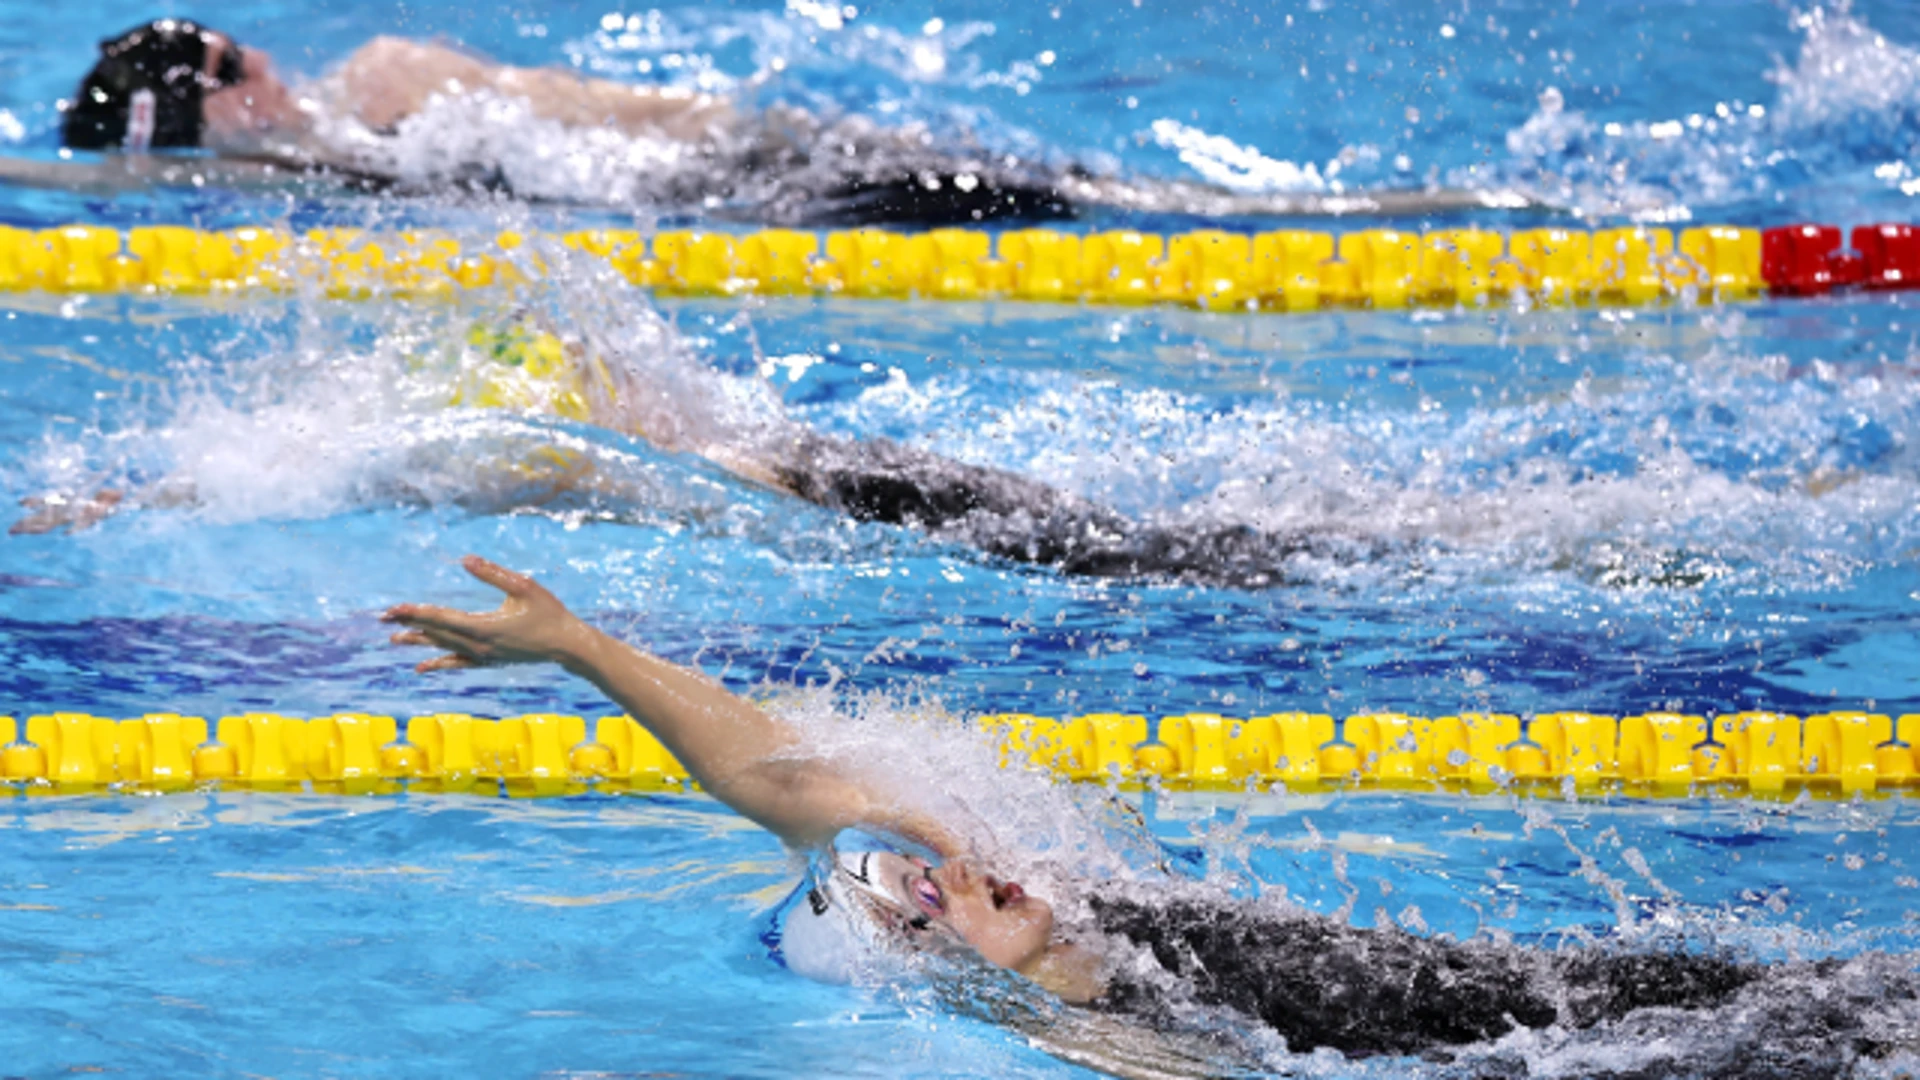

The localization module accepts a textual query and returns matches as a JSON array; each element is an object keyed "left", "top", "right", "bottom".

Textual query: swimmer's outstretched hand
[{"left": 383, "top": 555, "right": 598, "bottom": 673}]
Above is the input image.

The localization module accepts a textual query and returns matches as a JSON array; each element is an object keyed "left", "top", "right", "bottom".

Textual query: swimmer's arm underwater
[
  {"left": 382, "top": 555, "right": 964, "bottom": 855},
  {"left": 10, "top": 489, "right": 127, "bottom": 536},
  {"left": 5, "top": 466, "right": 573, "bottom": 536},
  {"left": 8, "top": 478, "right": 201, "bottom": 536}
]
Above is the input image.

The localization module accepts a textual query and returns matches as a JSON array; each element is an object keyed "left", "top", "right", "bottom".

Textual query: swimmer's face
[
  {"left": 869, "top": 852, "right": 1054, "bottom": 973},
  {"left": 201, "top": 37, "right": 302, "bottom": 145}
]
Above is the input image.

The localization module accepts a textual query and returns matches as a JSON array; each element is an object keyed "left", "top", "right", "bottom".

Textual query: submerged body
[
  {"left": 385, "top": 557, "right": 1920, "bottom": 1080},
  {"left": 12, "top": 317, "right": 1362, "bottom": 589},
  {"left": 773, "top": 427, "right": 1366, "bottom": 588}
]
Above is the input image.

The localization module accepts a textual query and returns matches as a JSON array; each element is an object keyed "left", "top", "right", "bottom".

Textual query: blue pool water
[{"left": 2, "top": 0, "right": 1919, "bottom": 1076}]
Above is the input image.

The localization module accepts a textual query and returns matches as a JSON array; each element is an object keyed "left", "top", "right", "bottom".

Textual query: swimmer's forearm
[
  {"left": 560, "top": 626, "right": 797, "bottom": 775},
  {"left": 390, "top": 556, "right": 875, "bottom": 847},
  {"left": 489, "top": 67, "right": 733, "bottom": 138},
  {"left": 338, "top": 37, "right": 731, "bottom": 140},
  {"left": 560, "top": 628, "right": 866, "bottom": 846}
]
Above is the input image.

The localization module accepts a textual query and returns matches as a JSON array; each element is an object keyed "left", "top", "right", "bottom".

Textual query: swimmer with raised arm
[
  {"left": 386, "top": 555, "right": 1920, "bottom": 1079},
  {"left": 34, "top": 18, "right": 1532, "bottom": 224}
]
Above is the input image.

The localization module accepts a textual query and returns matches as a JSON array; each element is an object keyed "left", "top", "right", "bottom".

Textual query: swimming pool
[{"left": 3, "top": 0, "right": 1919, "bottom": 1076}]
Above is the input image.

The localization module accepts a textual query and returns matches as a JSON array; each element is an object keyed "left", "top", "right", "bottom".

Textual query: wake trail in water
[
  {"left": 1096, "top": 893, "right": 1920, "bottom": 1079},
  {"left": 846, "top": 331, "right": 1919, "bottom": 594}
]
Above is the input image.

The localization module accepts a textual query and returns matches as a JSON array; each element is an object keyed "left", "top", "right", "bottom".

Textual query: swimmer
[
  {"left": 387, "top": 555, "right": 1920, "bottom": 1079},
  {"left": 9, "top": 315, "right": 1360, "bottom": 589},
  {"left": 6, "top": 409, "right": 1354, "bottom": 588},
  {"left": 35, "top": 18, "right": 1535, "bottom": 224}
]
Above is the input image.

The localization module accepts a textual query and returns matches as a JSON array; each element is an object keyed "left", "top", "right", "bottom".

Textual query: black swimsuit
[
  {"left": 1090, "top": 895, "right": 1915, "bottom": 1078},
  {"left": 775, "top": 429, "right": 1366, "bottom": 588}
]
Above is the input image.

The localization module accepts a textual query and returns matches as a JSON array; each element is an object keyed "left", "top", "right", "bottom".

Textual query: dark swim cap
[{"left": 61, "top": 19, "right": 245, "bottom": 151}]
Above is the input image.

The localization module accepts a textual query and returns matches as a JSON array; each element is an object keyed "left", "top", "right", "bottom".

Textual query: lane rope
[
  {"left": 1, "top": 221, "right": 1914, "bottom": 311},
  {"left": 2, "top": 708, "right": 1914, "bottom": 798}
]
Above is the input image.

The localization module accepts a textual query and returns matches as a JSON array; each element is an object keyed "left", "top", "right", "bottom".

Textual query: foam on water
[
  {"left": 1144, "top": 119, "right": 1330, "bottom": 196},
  {"left": 12, "top": 257, "right": 806, "bottom": 534},
  {"left": 1770, "top": 6, "right": 1920, "bottom": 176},
  {"left": 311, "top": 90, "right": 725, "bottom": 209}
]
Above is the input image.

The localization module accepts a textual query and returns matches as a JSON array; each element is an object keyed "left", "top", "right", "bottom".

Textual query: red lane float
[{"left": 1762, "top": 222, "right": 1920, "bottom": 296}]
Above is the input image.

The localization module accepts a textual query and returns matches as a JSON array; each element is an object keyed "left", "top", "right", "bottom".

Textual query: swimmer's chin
[{"left": 1021, "top": 942, "right": 1105, "bottom": 1005}]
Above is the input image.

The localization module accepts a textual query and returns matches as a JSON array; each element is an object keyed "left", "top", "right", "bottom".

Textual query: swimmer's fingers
[
  {"left": 390, "top": 625, "right": 501, "bottom": 670},
  {"left": 415, "top": 653, "right": 478, "bottom": 674},
  {"left": 380, "top": 559, "right": 555, "bottom": 624},
  {"left": 460, "top": 554, "right": 548, "bottom": 601},
  {"left": 387, "top": 621, "right": 489, "bottom": 655},
  {"left": 10, "top": 503, "right": 77, "bottom": 536},
  {"left": 8, "top": 513, "right": 56, "bottom": 536},
  {"left": 380, "top": 602, "right": 488, "bottom": 632},
  {"left": 387, "top": 555, "right": 583, "bottom": 672}
]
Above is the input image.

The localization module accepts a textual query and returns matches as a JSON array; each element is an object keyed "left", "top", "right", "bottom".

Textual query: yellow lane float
[
  {"left": 0, "top": 222, "right": 1783, "bottom": 311},
  {"left": 0, "top": 708, "right": 1914, "bottom": 798}
]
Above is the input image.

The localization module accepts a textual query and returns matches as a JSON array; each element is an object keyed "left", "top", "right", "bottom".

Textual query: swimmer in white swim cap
[
  {"left": 385, "top": 554, "right": 1102, "bottom": 999},
  {"left": 387, "top": 556, "right": 1920, "bottom": 1077}
]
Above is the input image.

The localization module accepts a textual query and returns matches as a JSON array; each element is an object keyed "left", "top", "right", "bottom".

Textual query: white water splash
[
  {"left": 15, "top": 265, "right": 794, "bottom": 532},
  {"left": 1488, "top": 3, "right": 1920, "bottom": 217},
  {"left": 823, "top": 337, "right": 1919, "bottom": 593},
  {"left": 1147, "top": 118, "right": 1329, "bottom": 193},
  {"left": 1768, "top": 3, "right": 1920, "bottom": 146},
  {"left": 309, "top": 90, "right": 727, "bottom": 208}
]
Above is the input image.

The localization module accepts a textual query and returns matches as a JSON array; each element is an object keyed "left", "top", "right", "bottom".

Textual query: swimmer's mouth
[
  {"left": 907, "top": 862, "right": 1028, "bottom": 914},
  {"left": 910, "top": 868, "right": 945, "bottom": 917}
]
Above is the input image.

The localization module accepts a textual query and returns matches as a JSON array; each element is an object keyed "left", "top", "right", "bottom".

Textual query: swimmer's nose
[{"left": 931, "top": 859, "right": 977, "bottom": 894}]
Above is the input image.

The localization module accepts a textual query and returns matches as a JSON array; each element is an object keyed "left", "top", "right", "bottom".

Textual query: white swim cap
[{"left": 778, "top": 850, "right": 914, "bottom": 984}]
